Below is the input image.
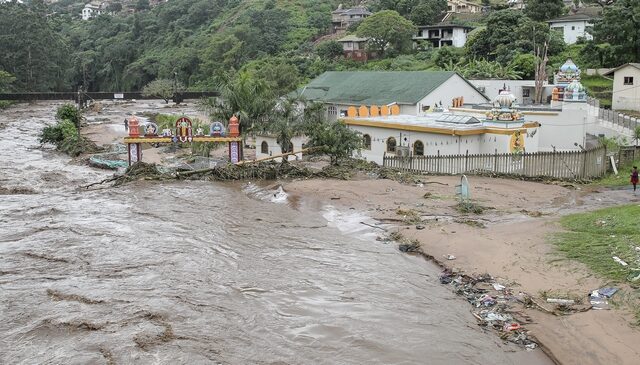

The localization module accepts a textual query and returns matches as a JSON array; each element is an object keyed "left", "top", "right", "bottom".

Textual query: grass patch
[
  {"left": 0, "top": 100, "right": 13, "bottom": 109},
  {"left": 553, "top": 205, "right": 640, "bottom": 322},
  {"left": 455, "top": 201, "right": 489, "bottom": 214},
  {"left": 396, "top": 208, "right": 422, "bottom": 224},
  {"left": 581, "top": 75, "right": 613, "bottom": 108},
  {"left": 593, "top": 159, "right": 640, "bottom": 187}
]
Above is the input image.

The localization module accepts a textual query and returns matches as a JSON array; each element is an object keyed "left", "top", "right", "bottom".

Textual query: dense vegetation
[{"left": 0, "top": 0, "right": 637, "bottom": 96}]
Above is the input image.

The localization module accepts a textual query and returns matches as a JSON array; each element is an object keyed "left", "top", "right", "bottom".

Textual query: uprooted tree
[{"left": 142, "top": 78, "right": 185, "bottom": 104}]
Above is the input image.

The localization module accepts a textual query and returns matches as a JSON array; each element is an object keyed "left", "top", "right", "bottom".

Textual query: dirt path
[{"left": 286, "top": 175, "right": 640, "bottom": 365}]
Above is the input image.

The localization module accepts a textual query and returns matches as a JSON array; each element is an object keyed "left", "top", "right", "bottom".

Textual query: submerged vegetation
[{"left": 40, "top": 104, "right": 97, "bottom": 156}]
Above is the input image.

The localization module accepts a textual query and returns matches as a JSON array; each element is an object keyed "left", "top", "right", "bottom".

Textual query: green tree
[
  {"left": 142, "top": 79, "right": 184, "bottom": 103},
  {"left": 510, "top": 53, "right": 537, "bottom": 79},
  {"left": 523, "top": 0, "right": 565, "bottom": 21},
  {"left": 241, "top": 58, "right": 301, "bottom": 97},
  {"left": 375, "top": 0, "right": 447, "bottom": 25},
  {"left": 201, "top": 71, "right": 276, "bottom": 134},
  {"left": 316, "top": 41, "right": 344, "bottom": 61},
  {"left": 257, "top": 98, "right": 306, "bottom": 160},
  {"left": 305, "top": 120, "right": 362, "bottom": 165},
  {"left": 0, "top": 70, "right": 16, "bottom": 91},
  {"left": 356, "top": 10, "right": 418, "bottom": 56},
  {"left": 432, "top": 46, "right": 466, "bottom": 68},
  {"left": 592, "top": 0, "right": 640, "bottom": 63}
]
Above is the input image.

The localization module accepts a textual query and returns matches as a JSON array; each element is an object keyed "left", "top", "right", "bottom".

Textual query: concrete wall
[
  {"left": 255, "top": 135, "right": 306, "bottom": 162},
  {"left": 470, "top": 80, "right": 553, "bottom": 105},
  {"left": 611, "top": 66, "right": 640, "bottom": 111}
]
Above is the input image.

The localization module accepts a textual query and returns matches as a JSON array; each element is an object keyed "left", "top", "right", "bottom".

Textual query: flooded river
[{"left": 0, "top": 102, "right": 551, "bottom": 364}]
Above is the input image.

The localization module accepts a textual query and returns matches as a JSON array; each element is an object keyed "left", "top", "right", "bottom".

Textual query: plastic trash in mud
[
  {"left": 503, "top": 323, "right": 521, "bottom": 332},
  {"left": 612, "top": 256, "right": 628, "bottom": 266},
  {"left": 628, "top": 270, "right": 640, "bottom": 282},
  {"left": 443, "top": 254, "right": 456, "bottom": 260},
  {"left": 492, "top": 283, "right": 506, "bottom": 291},
  {"left": 546, "top": 298, "right": 575, "bottom": 305},
  {"left": 478, "top": 294, "right": 497, "bottom": 307},
  {"left": 589, "top": 287, "right": 619, "bottom": 310}
]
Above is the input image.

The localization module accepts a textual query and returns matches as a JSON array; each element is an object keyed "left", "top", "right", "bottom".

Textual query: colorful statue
[
  {"left": 484, "top": 87, "right": 524, "bottom": 122},
  {"left": 174, "top": 117, "right": 193, "bottom": 142},
  {"left": 210, "top": 122, "right": 226, "bottom": 137},
  {"left": 144, "top": 122, "right": 158, "bottom": 137}
]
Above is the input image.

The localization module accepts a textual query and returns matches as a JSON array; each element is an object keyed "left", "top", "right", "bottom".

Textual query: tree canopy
[
  {"left": 591, "top": 0, "right": 640, "bottom": 63},
  {"left": 523, "top": 0, "right": 565, "bottom": 21},
  {"left": 356, "top": 10, "right": 418, "bottom": 55}
]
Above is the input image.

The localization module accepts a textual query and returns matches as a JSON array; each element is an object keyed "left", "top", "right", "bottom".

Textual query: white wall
[
  {"left": 255, "top": 135, "right": 306, "bottom": 162},
  {"left": 611, "top": 66, "right": 640, "bottom": 111},
  {"left": 349, "top": 124, "right": 539, "bottom": 164},
  {"left": 549, "top": 20, "right": 593, "bottom": 45},
  {"left": 533, "top": 104, "right": 587, "bottom": 151},
  {"left": 451, "top": 28, "right": 468, "bottom": 47},
  {"left": 418, "top": 74, "right": 488, "bottom": 113},
  {"left": 470, "top": 80, "right": 552, "bottom": 105}
]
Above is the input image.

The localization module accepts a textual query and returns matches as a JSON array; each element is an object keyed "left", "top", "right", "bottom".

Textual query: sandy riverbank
[{"left": 285, "top": 176, "right": 640, "bottom": 365}]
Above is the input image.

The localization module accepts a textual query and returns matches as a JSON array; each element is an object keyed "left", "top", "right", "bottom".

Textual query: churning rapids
[{"left": 0, "top": 102, "right": 551, "bottom": 364}]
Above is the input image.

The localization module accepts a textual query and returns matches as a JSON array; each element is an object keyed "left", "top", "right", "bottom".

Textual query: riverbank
[{"left": 285, "top": 176, "right": 640, "bottom": 365}]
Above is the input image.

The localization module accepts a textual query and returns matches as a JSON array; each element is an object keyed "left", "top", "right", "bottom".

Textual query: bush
[{"left": 56, "top": 104, "right": 83, "bottom": 128}]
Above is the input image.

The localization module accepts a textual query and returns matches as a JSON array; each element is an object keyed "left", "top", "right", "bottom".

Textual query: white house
[
  {"left": 295, "top": 71, "right": 490, "bottom": 121},
  {"left": 547, "top": 13, "right": 594, "bottom": 44},
  {"left": 603, "top": 63, "right": 640, "bottom": 112},
  {"left": 413, "top": 23, "right": 472, "bottom": 48},
  {"left": 255, "top": 135, "right": 306, "bottom": 162},
  {"left": 81, "top": 3, "right": 103, "bottom": 20},
  {"left": 331, "top": 6, "right": 371, "bottom": 34}
]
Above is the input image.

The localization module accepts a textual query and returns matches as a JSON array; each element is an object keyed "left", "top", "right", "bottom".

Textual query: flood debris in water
[
  {"left": 133, "top": 312, "right": 176, "bottom": 350},
  {"left": 0, "top": 185, "right": 37, "bottom": 195},
  {"left": 23, "top": 252, "right": 70, "bottom": 263},
  {"left": 46, "top": 289, "right": 104, "bottom": 305}
]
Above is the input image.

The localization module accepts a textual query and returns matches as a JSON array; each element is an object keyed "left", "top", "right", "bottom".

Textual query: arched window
[
  {"left": 387, "top": 137, "right": 396, "bottom": 153},
  {"left": 261, "top": 141, "right": 268, "bottom": 154},
  {"left": 414, "top": 140, "right": 424, "bottom": 156},
  {"left": 363, "top": 134, "right": 371, "bottom": 150}
]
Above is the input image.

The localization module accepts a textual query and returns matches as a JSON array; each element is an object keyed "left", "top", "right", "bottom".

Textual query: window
[
  {"left": 363, "top": 134, "right": 371, "bottom": 150},
  {"left": 328, "top": 105, "right": 337, "bottom": 116},
  {"left": 260, "top": 141, "right": 268, "bottom": 154},
  {"left": 386, "top": 137, "right": 396, "bottom": 153},
  {"left": 624, "top": 76, "right": 634, "bottom": 85},
  {"left": 571, "top": 26, "right": 575, "bottom": 30},
  {"left": 413, "top": 140, "right": 424, "bottom": 156},
  {"left": 522, "top": 88, "right": 530, "bottom": 97}
]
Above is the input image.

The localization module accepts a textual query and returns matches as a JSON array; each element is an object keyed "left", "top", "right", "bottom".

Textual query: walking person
[
  {"left": 124, "top": 118, "right": 129, "bottom": 132},
  {"left": 631, "top": 166, "right": 639, "bottom": 192}
]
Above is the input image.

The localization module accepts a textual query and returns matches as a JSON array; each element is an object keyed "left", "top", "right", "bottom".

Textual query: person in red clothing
[{"left": 631, "top": 166, "right": 639, "bottom": 192}]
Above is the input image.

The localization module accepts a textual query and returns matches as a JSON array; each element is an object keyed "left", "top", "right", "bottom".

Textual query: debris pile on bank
[{"left": 438, "top": 269, "right": 539, "bottom": 350}]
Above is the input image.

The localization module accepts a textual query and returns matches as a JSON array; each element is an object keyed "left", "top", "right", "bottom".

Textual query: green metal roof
[{"left": 297, "top": 71, "right": 486, "bottom": 106}]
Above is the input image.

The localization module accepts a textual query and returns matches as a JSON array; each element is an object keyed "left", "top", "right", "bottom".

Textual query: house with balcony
[
  {"left": 447, "top": 0, "right": 482, "bottom": 13},
  {"left": 413, "top": 23, "right": 472, "bottom": 48},
  {"left": 331, "top": 6, "right": 371, "bottom": 34},
  {"left": 336, "top": 35, "right": 376, "bottom": 61}
]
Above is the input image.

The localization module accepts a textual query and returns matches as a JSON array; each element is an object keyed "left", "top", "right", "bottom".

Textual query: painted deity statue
[{"left": 484, "top": 87, "right": 523, "bottom": 122}]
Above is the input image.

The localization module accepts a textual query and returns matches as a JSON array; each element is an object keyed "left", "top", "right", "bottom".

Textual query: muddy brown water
[{"left": 0, "top": 102, "right": 554, "bottom": 364}]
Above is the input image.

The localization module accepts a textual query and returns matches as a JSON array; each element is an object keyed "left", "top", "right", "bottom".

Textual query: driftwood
[{"left": 360, "top": 221, "right": 387, "bottom": 231}]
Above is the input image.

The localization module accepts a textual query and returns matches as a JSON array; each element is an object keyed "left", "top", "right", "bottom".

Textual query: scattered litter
[
  {"left": 492, "top": 283, "right": 506, "bottom": 291},
  {"left": 443, "top": 254, "right": 456, "bottom": 260},
  {"left": 596, "top": 287, "right": 618, "bottom": 298},
  {"left": 609, "top": 235, "right": 616, "bottom": 238},
  {"left": 634, "top": 246, "right": 640, "bottom": 252},
  {"left": 589, "top": 288, "right": 618, "bottom": 310},
  {"left": 416, "top": 225, "right": 425, "bottom": 230},
  {"left": 628, "top": 270, "right": 640, "bottom": 282},
  {"left": 485, "top": 312, "right": 508, "bottom": 322},
  {"left": 546, "top": 298, "right": 575, "bottom": 305},
  {"left": 613, "top": 256, "right": 628, "bottom": 266},
  {"left": 503, "top": 323, "right": 521, "bottom": 331}
]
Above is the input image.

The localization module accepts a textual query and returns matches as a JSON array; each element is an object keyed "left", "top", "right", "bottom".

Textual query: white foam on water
[{"left": 322, "top": 206, "right": 379, "bottom": 241}]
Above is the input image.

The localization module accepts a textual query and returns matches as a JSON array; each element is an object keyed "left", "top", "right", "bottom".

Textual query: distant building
[
  {"left": 331, "top": 5, "right": 371, "bottom": 34},
  {"left": 507, "top": 0, "right": 525, "bottom": 10},
  {"left": 336, "top": 35, "right": 376, "bottom": 61},
  {"left": 255, "top": 135, "right": 306, "bottom": 162},
  {"left": 446, "top": 0, "right": 482, "bottom": 13},
  {"left": 294, "top": 71, "right": 489, "bottom": 121},
  {"left": 81, "top": 2, "right": 104, "bottom": 20},
  {"left": 603, "top": 63, "right": 640, "bottom": 112},
  {"left": 547, "top": 13, "right": 595, "bottom": 44},
  {"left": 413, "top": 23, "right": 472, "bottom": 48}
]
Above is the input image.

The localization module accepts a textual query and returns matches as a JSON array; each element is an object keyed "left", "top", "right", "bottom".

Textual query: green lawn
[
  {"left": 581, "top": 75, "right": 613, "bottom": 109},
  {"left": 553, "top": 205, "right": 640, "bottom": 322},
  {"left": 593, "top": 159, "right": 640, "bottom": 187}
]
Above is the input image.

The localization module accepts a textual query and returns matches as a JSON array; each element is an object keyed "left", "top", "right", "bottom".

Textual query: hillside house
[
  {"left": 603, "top": 63, "right": 640, "bottom": 112},
  {"left": 337, "top": 35, "right": 375, "bottom": 61},
  {"left": 547, "top": 13, "right": 595, "bottom": 44},
  {"left": 447, "top": 0, "right": 482, "bottom": 13},
  {"left": 295, "top": 71, "right": 489, "bottom": 121},
  {"left": 331, "top": 6, "right": 371, "bottom": 34},
  {"left": 413, "top": 23, "right": 472, "bottom": 48},
  {"left": 81, "top": 2, "right": 103, "bottom": 20}
]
